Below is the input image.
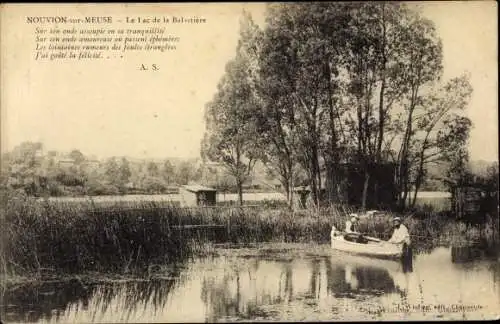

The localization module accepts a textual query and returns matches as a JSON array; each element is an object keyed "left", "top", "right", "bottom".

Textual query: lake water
[
  {"left": 2, "top": 244, "right": 499, "bottom": 323},
  {"left": 43, "top": 192, "right": 288, "bottom": 203},
  {"left": 44, "top": 191, "right": 452, "bottom": 203}
]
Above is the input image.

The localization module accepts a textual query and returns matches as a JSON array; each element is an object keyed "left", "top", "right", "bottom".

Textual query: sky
[{"left": 1, "top": 2, "right": 498, "bottom": 161}]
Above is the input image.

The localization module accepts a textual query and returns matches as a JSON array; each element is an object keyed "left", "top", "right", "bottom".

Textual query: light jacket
[{"left": 388, "top": 224, "right": 411, "bottom": 245}]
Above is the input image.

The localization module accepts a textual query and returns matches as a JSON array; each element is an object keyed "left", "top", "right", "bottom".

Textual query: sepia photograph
[{"left": 0, "top": 2, "right": 498, "bottom": 322}]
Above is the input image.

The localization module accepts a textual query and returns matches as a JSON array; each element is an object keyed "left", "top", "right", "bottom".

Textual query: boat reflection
[{"left": 198, "top": 253, "right": 407, "bottom": 321}]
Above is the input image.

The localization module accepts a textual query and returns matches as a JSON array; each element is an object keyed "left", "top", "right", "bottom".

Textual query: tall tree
[
  {"left": 337, "top": 3, "right": 444, "bottom": 209},
  {"left": 119, "top": 157, "right": 132, "bottom": 185},
  {"left": 104, "top": 157, "right": 121, "bottom": 191},
  {"left": 161, "top": 160, "right": 175, "bottom": 185},
  {"left": 69, "top": 149, "right": 86, "bottom": 164},
  {"left": 257, "top": 3, "right": 354, "bottom": 207},
  {"left": 404, "top": 74, "right": 473, "bottom": 207},
  {"left": 5, "top": 142, "right": 44, "bottom": 194},
  {"left": 175, "top": 161, "right": 194, "bottom": 185},
  {"left": 146, "top": 161, "right": 159, "bottom": 178},
  {"left": 201, "top": 11, "right": 263, "bottom": 205},
  {"left": 254, "top": 4, "right": 300, "bottom": 207},
  {"left": 392, "top": 11, "right": 443, "bottom": 209}
]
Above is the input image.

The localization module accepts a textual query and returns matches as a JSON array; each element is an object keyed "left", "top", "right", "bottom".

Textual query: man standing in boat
[
  {"left": 388, "top": 217, "right": 413, "bottom": 268},
  {"left": 388, "top": 217, "right": 410, "bottom": 245}
]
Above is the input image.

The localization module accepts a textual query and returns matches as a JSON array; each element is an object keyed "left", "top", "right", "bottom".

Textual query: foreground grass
[{"left": 1, "top": 189, "right": 498, "bottom": 284}]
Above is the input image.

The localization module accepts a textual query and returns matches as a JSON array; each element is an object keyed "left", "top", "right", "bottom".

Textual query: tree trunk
[
  {"left": 373, "top": 181, "right": 379, "bottom": 208},
  {"left": 398, "top": 82, "right": 421, "bottom": 211},
  {"left": 361, "top": 170, "right": 370, "bottom": 210},
  {"left": 325, "top": 59, "right": 339, "bottom": 206},
  {"left": 400, "top": 168, "right": 410, "bottom": 210},
  {"left": 411, "top": 183, "right": 419, "bottom": 209},
  {"left": 306, "top": 140, "right": 321, "bottom": 208},
  {"left": 410, "top": 149, "right": 426, "bottom": 209},
  {"left": 375, "top": 75, "right": 386, "bottom": 207},
  {"left": 397, "top": 161, "right": 407, "bottom": 211},
  {"left": 285, "top": 181, "right": 290, "bottom": 204},
  {"left": 398, "top": 111, "right": 415, "bottom": 211},
  {"left": 311, "top": 171, "right": 319, "bottom": 208},
  {"left": 316, "top": 157, "right": 322, "bottom": 207},
  {"left": 237, "top": 179, "right": 243, "bottom": 206}
]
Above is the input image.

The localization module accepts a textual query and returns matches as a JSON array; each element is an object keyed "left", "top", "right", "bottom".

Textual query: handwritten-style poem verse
[{"left": 27, "top": 16, "right": 207, "bottom": 61}]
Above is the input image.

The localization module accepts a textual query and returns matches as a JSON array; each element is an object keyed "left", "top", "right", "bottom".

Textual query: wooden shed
[
  {"left": 451, "top": 184, "right": 498, "bottom": 223},
  {"left": 325, "top": 162, "right": 398, "bottom": 208},
  {"left": 179, "top": 184, "right": 217, "bottom": 207}
]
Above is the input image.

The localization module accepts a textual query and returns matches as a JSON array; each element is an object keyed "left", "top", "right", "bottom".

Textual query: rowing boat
[{"left": 331, "top": 234, "right": 403, "bottom": 260}]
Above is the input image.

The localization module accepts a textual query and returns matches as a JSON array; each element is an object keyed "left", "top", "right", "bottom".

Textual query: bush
[{"left": 87, "top": 183, "right": 120, "bottom": 196}]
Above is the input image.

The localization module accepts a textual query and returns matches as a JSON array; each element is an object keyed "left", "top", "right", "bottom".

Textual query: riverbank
[{"left": 1, "top": 190, "right": 498, "bottom": 284}]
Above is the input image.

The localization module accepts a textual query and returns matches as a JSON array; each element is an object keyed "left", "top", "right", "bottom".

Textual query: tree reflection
[
  {"left": 451, "top": 245, "right": 486, "bottom": 263},
  {"left": 2, "top": 273, "right": 181, "bottom": 323},
  {"left": 200, "top": 259, "right": 287, "bottom": 321},
  {"left": 1, "top": 279, "right": 96, "bottom": 323}
]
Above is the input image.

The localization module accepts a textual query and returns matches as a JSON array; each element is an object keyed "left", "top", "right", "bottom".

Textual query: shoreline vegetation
[{"left": 1, "top": 190, "right": 498, "bottom": 288}]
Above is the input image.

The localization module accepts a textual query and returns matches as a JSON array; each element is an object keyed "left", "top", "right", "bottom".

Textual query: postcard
[{"left": 1, "top": 2, "right": 498, "bottom": 322}]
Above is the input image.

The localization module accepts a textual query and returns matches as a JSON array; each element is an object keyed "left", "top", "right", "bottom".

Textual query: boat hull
[{"left": 331, "top": 235, "right": 403, "bottom": 260}]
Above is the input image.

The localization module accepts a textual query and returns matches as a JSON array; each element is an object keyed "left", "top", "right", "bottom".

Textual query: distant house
[
  {"left": 259, "top": 178, "right": 282, "bottom": 191},
  {"left": 124, "top": 182, "right": 136, "bottom": 189},
  {"left": 242, "top": 176, "right": 283, "bottom": 192},
  {"left": 83, "top": 159, "right": 100, "bottom": 170},
  {"left": 179, "top": 184, "right": 217, "bottom": 207},
  {"left": 57, "top": 158, "right": 76, "bottom": 169}
]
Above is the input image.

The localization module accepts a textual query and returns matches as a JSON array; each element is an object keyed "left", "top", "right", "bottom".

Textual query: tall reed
[{"left": 1, "top": 189, "right": 496, "bottom": 279}]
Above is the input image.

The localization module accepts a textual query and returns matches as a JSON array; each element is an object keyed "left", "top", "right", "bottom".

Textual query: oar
[
  {"left": 340, "top": 232, "right": 384, "bottom": 243},
  {"left": 364, "top": 236, "right": 383, "bottom": 243}
]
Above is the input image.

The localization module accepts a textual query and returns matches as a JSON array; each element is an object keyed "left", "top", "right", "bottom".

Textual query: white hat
[
  {"left": 393, "top": 217, "right": 401, "bottom": 222},
  {"left": 350, "top": 213, "right": 359, "bottom": 221}
]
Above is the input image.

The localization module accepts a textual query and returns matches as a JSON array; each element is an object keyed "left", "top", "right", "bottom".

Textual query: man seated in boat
[
  {"left": 331, "top": 224, "right": 342, "bottom": 237},
  {"left": 344, "top": 214, "right": 368, "bottom": 244},
  {"left": 344, "top": 214, "right": 359, "bottom": 233},
  {"left": 388, "top": 217, "right": 411, "bottom": 246}
]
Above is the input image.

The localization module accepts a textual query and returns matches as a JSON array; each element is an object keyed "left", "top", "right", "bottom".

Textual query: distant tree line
[
  {"left": 0, "top": 142, "right": 243, "bottom": 197},
  {"left": 202, "top": 3, "right": 475, "bottom": 209}
]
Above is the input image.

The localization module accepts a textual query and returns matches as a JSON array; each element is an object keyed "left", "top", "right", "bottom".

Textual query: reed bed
[{"left": 1, "top": 189, "right": 497, "bottom": 280}]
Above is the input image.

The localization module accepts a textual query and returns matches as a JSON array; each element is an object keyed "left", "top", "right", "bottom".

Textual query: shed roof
[{"left": 182, "top": 184, "right": 217, "bottom": 192}]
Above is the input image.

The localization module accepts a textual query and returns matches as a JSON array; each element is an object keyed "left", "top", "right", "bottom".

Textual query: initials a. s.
[{"left": 140, "top": 64, "right": 159, "bottom": 71}]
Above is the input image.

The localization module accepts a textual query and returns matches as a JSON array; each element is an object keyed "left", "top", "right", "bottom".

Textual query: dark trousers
[
  {"left": 344, "top": 233, "right": 368, "bottom": 244},
  {"left": 401, "top": 243, "right": 413, "bottom": 272}
]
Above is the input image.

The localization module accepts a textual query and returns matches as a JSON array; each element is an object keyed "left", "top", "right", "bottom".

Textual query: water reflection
[
  {"left": 2, "top": 279, "right": 95, "bottom": 323},
  {"left": 2, "top": 246, "right": 499, "bottom": 323}
]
